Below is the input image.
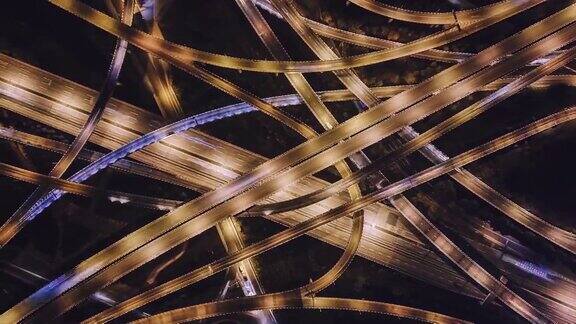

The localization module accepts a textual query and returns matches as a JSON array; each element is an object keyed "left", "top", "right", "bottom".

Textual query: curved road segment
[
  {"left": 234, "top": 0, "right": 367, "bottom": 300},
  {"left": 0, "top": 162, "right": 181, "bottom": 211},
  {"left": 0, "top": 0, "right": 135, "bottom": 247},
  {"left": 2, "top": 1, "right": 575, "bottom": 323},
  {"left": 132, "top": 296, "right": 471, "bottom": 324},
  {"left": 348, "top": 0, "right": 540, "bottom": 25},
  {"left": 84, "top": 107, "right": 575, "bottom": 324},
  {"left": 255, "top": 0, "right": 559, "bottom": 65},
  {"left": 2, "top": 61, "right": 573, "bottom": 252},
  {"left": 3, "top": 5, "right": 576, "bottom": 322},
  {"left": 48, "top": 0, "right": 544, "bottom": 73},
  {"left": 249, "top": 40, "right": 576, "bottom": 254}
]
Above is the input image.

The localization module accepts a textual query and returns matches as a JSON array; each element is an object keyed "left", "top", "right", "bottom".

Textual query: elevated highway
[
  {"left": 3, "top": 8, "right": 576, "bottom": 320},
  {"left": 133, "top": 296, "right": 471, "bottom": 324},
  {"left": 48, "top": 0, "right": 543, "bottom": 73},
  {"left": 84, "top": 107, "right": 575, "bottom": 324},
  {"left": 348, "top": 0, "right": 543, "bottom": 25},
  {"left": 0, "top": 0, "right": 135, "bottom": 247}
]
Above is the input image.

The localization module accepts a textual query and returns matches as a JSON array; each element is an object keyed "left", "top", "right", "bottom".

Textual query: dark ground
[{"left": 0, "top": 0, "right": 574, "bottom": 323}]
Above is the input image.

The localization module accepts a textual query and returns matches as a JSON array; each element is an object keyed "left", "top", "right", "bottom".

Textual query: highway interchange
[{"left": 0, "top": 0, "right": 575, "bottom": 323}]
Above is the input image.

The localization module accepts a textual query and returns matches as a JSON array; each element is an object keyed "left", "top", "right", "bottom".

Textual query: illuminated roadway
[
  {"left": 252, "top": 4, "right": 575, "bottom": 302},
  {"left": 3, "top": 7, "right": 576, "bottom": 320},
  {"left": 260, "top": 0, "right": 476, "bottom": 305},
  {"left": 48, "top": 0, "right": 544, "bottom": 73},
  {"left": 0, "top": 125, "right": 197, "bottom": 190},
  {"left": 260, "top": 2, "right": 569, "bottom": 309},
  {"left": 105, "top": 2, "right": 276, "bottom": 321},
  {"left": 0, "top": 108, "right": 275, "bottom": 323},
  {"left": 83, "top": 108, "right": 575, "bottom": 324},
  {"left": 234, "top": 0, "right": 366, "bottom": 301},
  {"left": 0, "top": 54, "right": 285, "bottom": 323},
  {"left": 248, "top": 39, "right": 576, "bottom": 254},
  {"left": 255, "top": 0, "right": 573, "bottom": 290},
  {"left": 32, "top": 0, "right": 564, "bottom": 284},
  {"left": 299, "top": 15, "right": 561, "bottom": 66},
  {"left": 79, "top": 15, "right": 576, "bottom": 318},
  {"left": 1, "top": 60, "right": 573, "bottom": 320},
  {"left": 0, "top": 161, "right": 181, "bottom": 211},
  {"left": 4, "top": 9, "right": 575, "bottom": 322},
  {"left": 0, "top": 0, "right": 136, "bottom": 248},
  {"left": 0, "top": 262, "right": 150, "bottom": 319},
  {"left": 132, "top": 295, "right": 471, "bottom": 324},
  {"left": 254, "top": 0, "right": 561, "bottom": 65},
  {"left": 0, "top": 55, "right": 432, "bottom": 294},
  {"left": 0, "top": 75, "right": 488, "bottom": 305},
  {"left": 347, "top": 0, "right": 544, "bottom": 25},
  {"left": 2, "top": 57, "right": 570, "bottom": 320},
  {"left": 0, "top": 24, "right": 572, "bottom": 320},
  {"left": 1, "top": 1, "right": 576, "bottom": 322},
  {"left": 46, "top": 1, "right": 368, "bottom": 316},
  {"left": 81, "top": 4, "right": 576, "bottom": 313}
]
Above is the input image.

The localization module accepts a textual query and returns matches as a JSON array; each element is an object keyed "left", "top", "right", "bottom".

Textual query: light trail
[
  {"left": 0, "top": 262, "right": 150, "bottom": 318},
  {"left": 48, "top": 0, "right": 543, "bottom": 73},
  {"left": 262, "top": 7, "right": 574, "bottom": 316},
  {"left": 0, "top": 0, "right": 135, "bottom": 248},
  {"left": 4, "top": 75, "right": 568, "bottom": 304},
  {"left": 254, "top": 0, "right": 560, "bottom": 65},
  {"left": 4, "top": 4, "right": 575, "bottom": 322},
  {"left": 132, "top": 296, "right": 471, "bottom": 324},
  {"left": 235, "top": 0, "right": 365, "bottom": 299},
  {"left": 0, "top": 125, "right": 196, "bottom": 189},
  {"left": 251, "top": 39, "right": 576, "bottom": 255},
  {"left": 85, "top": 107, "right": 575, "bottom": 324},
  {"left": 105, "top": 2, "right": 275, "bottom": 320},
  {"left": 348, "top": 0, "right": 539, "bottom": 25},
  {"left": 0, "top": 162, "right": 181, "bottom": 211},
  {"left": 81, "top": 0, "right": 576, "bottom": 318}
]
